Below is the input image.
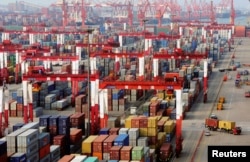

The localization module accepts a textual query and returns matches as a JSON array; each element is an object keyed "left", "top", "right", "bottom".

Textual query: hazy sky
[{"left": 0, "top": 0, "right": 250, "bottom": 9}]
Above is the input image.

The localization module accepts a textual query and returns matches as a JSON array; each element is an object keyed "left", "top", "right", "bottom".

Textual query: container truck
[{"left": 205, "top": 118, "right": 241, "bottom": 135}]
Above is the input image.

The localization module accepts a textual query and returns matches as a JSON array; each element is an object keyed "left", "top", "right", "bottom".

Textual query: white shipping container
[
  {"left": 128, "top": 128, "right": 139, "bottom": 140},
  {"left": 17, "top": 129, "right": 39, "bottom": 147},
  {"left": 50, "top": 145, "right": 61, "bottom": 161},
  {"left": 17, "top": 140, "right": 38, "bottom": 157},
  {"left": 22, "top": 122, "right": 39, "bottom": 129},
  {"left": 103, "top": 153, "right": 110, "bottom": 160},
  {"left": 70, "top": 155, "right": 87, "bottom": 162},
  {"left": 137, "top": 137, "right": 149, "bottom": 147},
  {"left": 57, "top": 99, "right": 68, "bottom": 109},
  {"left": 6, "top": 128, "right": 28, "bottom": 148},
  {"left": 119, "top": 128, "right": 129, "bottom": 135},
  {"left": 130, "top": 107, "right": 137, "bottom": 115}
]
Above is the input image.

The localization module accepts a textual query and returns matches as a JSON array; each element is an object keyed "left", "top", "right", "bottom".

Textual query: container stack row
[{"left": 81, "top": 134, "right": 156, "bottom": 162}]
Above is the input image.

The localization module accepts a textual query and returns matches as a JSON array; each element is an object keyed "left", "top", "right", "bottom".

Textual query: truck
[{"left": 205, "top": 118, "right": 241, "bottom": 135}]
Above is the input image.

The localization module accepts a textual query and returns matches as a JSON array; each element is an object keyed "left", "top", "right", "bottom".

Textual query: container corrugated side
[
  {"left": 9, "top": 152, "right": 27, "bottom": 162},
  {"left": 17, "top": 140, "right": 39, "bottom": 157},
  {"left": 6, "top": 128, "right": 28, "bottom": 153},
  {"left": 81, "top": 135, "right": 98, "bottom": 154},
  {"left": 17, "top": 129, "right": 39, "bottom": 147},
  {"left": 26, "top": 152, "right": 39, "bottom": 162}
]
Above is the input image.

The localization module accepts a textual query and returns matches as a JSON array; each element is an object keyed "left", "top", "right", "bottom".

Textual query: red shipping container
[
  {"left": 157, "top": 120, "right": 165, "bottom": 132},
  {"left": 39, "top": 144, "right": 50, "bottom": 159},
  {"left": 205, "top": 118, "right": 219, "bottom": 128},
  {"left": 70, "top": 129, "right": 83, "bottom": 145},
  {"left": 70, "top": 113, "right": 85, "bottom": 127},
  {"left": 148, "top": 136, "right": 157, "bottom": 145},
  {"left": 157, "top": 109, "right": 165, "bottom": 116},
  {"left": 53, "top": 135, "right": 66, "bottom": 145},
  {"left": 58, "top": 154, "right": 75, "bottom": 162},
  {"left": 139, "top": 116, "right": 148, "bottom": 128},
  {"left": 16, "top": 103, "right": 23, "bottom": 111},
  {"left": 93, "top": 135, "right": 109, "bottom": 152},
  {"left": 103, "top": 135, "right": 117, "bottom": 153},
  {"left": 17, "top": 110, "right": 23, "bottom": 117},
  {"left": 120, "top": 146, "right": 133, "bottom": 160},
  {"left": 150, "top": 102, "right": 159, "bottom": 113},
  {"left": 131, "top": 117, "right": 140, "bottom": 128},
  {"left": 110, "top": 146, "right": 122, "bottom": 160},
  {"left": 0, "top": 153, "right": 7, "bottom": 161},
  {"left": 10, "top": 110, "right": 16, "bottom": 117},
  {"left": 109, "top": 128, "right": 120, "bottom": 135},
  {"left": 75, "top": 105, "right": 82, "bottom": 113},
  {"left": 49, "top": 126, "right": 58, "bottom": 135}
]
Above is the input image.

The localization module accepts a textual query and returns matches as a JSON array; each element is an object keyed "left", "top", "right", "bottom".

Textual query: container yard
[{"left": 0, "top": 0, "right": 250, "bottom": 162}]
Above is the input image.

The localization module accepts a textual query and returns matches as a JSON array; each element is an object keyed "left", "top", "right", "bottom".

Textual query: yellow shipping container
[
  {"left": 147, "top": 117, "right": 158, "bottom": 128},
  {"left": 125, "top": 115, "right": 137, "bottom": 128},
  {"left": 160, "top": 117, "right": 169, "bottom": 123},
  {"left": 157, "top": 92, "right": 165, "bottom": 99},
  {"left": 218, "top": 121, "right": 235, "bottom": 130},
  {"left": 150, "top": 97, "right": 158, "bottom": 103},
  {"left": 155, "top": 116, "right": 162, "bottom": 121},
  {"left": 139, "top": 128, "right": 148, "bottom": 137},
  {"left": 164, "top": 120, "right": 175, "bottom": 134},
  {"left": 157, "top": 132, "right": 166, "bottom": 145},
  {"left": 148, "top": 127, "right": 158, "bottom": 136},
  {"left": 149, "top": 145, "right": 157, "bottom": 149},
  {"left": 81, "top": 135, "right": 98, "bottom": 154}
]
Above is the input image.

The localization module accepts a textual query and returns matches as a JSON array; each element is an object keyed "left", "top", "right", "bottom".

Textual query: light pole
[
  {"left": 86, "top": 28, "right": 94, "bottom": 136},
  {"left": 142, "top": 19, "right": 148, "bottom": 100}
]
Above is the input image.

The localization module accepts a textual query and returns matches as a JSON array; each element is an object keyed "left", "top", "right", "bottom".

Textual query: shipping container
[
  {"left": 58, "top": 154, "right": 75, "bottom": 162},
  {"left": 84, "top": 157, "right": 99, "bottom": 162},
  {"left": 6, "top": 128, "right": 28, "bottom": 154},
  {"left": 22, "top": 122, "right": 39, "bottom": 129},
  {"left": 114, "top": 134, "right": 129, "bottom": 146},
  {"left": 9, "top": 153, "right": 26, "bottom": 162},
  {"left": 39, "top": 144, "right": 50, "bottom": 159},
  {"left": 0, "top": 140, "right": 7, "bottom": 155},
  {"left": 218, "top": 120, "right": 236, "bottom": 130},
  {"left": 93, "top": 135, "right": 109, "bottom": 153},
  {"left": 39, "top": 132, "right": 50, "bottom": 148},
  {"left": 17, "top": 140, "right": 39, "bottom": 157},
  {"left": 132, "top": 146, "right": 144, "bottom": 161},
  {"left": 50, "top": 145, "right": 61, "bottom": 161},
  {"left": 120, "top": 146, "right": 133, "bottom": 160},
  {"left": 103, "top": 135, "right": 118, "bottom": 153},
  {"left": 82, "top": 135, "right": 98, "bottom": 154},
  {"left": 17, "top": 129, "right": 39, "bottom": 147},
  {"left": 70, "top": 129, "right": 83, "bottom": 145},
  {"left": 70, "top": 155, "right": 87, "bottom": 162},
  {"left": 110, "top": 146, "right": 122, "bottom": 160},
  {"left": 159, "top": 143, "right": 173, "bottom": 161}
]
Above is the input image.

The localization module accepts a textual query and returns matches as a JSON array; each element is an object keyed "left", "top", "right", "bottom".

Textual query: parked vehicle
[{"left": 205, "top": 118, "right": 241, "bottom": 135}]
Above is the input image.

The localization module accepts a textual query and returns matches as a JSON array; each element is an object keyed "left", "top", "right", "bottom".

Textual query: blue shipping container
[
  {"left": 0, "top": 140, "right": 7, "bottom": 155},
  {"left": 12, "top": 123, "right": 25, "bottom": 132},
  {"left": 16, "top": 96, "right": 23, "bottom": 104},
  {"left": 10, "top": 153, "right": 26, "bottom": 162},
  {"left": 11, "top": 92, "right": 17, "bottom": 100},
  {"left": 39, "top": 115, "right": 51, "bottom": 127},
  {"left": 49, "top": 115, "right": 60, "bottom": 126},
  {"left": 114, "top": 134, "right": 129, "bottom": 146},
  {"left": 99, "top": 128, "right": 110, "bottom": 135},
  {"left": 58, "top": 116, "right": 70, "bottom": 127},
  {"left": 39, "top": 133, "right": 50, "bottom": 148}
]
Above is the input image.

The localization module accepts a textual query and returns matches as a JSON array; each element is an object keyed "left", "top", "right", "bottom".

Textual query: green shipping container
[
  {"left": 83, "top": 157, "right": 98, "bottom": 162},
  {"left": 132, "top": 146, "right": 144, "bottom": 160}
]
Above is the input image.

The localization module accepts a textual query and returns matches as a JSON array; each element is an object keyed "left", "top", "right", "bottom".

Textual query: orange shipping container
[
  {"left": 58, "top": 155, "right": 75, "bottom": 162},
  {"left": 92, "top": 152, "right": 103, "bottom": 160}
]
